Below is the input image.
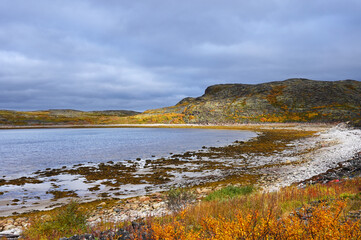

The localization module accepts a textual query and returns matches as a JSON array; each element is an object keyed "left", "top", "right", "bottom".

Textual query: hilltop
[
  {"left": 144, "top": 78, "right": 361, "bottom": 125},
  {"left": 1, "top": 79, "right": 361, "bottom": 126}
]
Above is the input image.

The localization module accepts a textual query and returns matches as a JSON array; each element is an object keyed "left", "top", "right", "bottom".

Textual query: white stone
[{"left": 0, "top": 227, "right": 22, "bottom": 235}]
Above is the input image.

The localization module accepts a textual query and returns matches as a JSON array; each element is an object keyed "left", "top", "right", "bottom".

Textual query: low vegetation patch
[
  {"left": 203, "top": 185, "right": 254, "bottom": 201},
  {"left": 19, "top": 177, "right": 361, "bottom": 239},
  {"left": 166, "top": 187, "right": 196, "bottom": 211},
  {"left": 148, "top": 179, "right": 361, "bottom": 239},
  {"left": 22, "top": 201, "right": 88, "bottom": 239},
  {"left": 151, "top": 200, "right": 359, "bottom": 239}
]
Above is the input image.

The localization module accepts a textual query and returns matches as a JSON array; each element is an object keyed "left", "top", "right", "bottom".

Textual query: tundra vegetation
[{"left": 19, "top": 177, "right": 361, "bottom": 239}]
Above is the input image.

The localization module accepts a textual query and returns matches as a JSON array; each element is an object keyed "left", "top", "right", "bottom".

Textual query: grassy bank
[
  {"left": 20, "top": 177, "right": 361, "bottom": 239},
  {"left": 150, "top": 179, "right": 361, "bottom": 239}
]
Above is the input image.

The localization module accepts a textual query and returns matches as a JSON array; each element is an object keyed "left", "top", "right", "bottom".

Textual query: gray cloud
[{"left": 0, "top": 0, "right": 360, "bottom": 111}]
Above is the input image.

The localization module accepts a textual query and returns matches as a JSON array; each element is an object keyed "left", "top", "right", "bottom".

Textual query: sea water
[{"left": 0, "top": 128, "right": 256, "bottom": 178}]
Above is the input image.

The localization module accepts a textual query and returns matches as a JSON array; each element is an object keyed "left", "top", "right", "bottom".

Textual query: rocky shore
[
  {"left": 0, "top": 187, "right": 218, "bottom": 239},
  {"left": 261, "top": 123, "right": 361, "bottom": 191},
  {"left": 299, "top": 151, "right": 361, "bottom": 186},
  {"left": 1, "top": 124, "right": 361, "bottom": 239}
]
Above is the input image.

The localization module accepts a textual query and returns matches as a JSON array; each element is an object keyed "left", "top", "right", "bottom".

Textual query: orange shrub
[{"left": 151, "top": 201, "right": 360, "bottom": 239}]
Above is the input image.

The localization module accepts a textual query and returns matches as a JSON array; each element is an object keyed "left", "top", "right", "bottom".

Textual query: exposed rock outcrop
[{"left": 146, "top": 78, "right": 361, "bottom": 124}]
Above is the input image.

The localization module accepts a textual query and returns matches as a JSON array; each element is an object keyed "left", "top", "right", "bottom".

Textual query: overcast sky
[{"left": 1, "top": 0, "right": 360, "bottom": 111}]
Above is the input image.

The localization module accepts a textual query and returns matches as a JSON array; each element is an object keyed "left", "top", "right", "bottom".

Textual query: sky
[{"left": 0, "top": 0, "right": 361, "bottom": 112}]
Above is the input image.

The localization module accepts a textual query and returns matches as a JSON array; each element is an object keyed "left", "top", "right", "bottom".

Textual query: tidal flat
[
  {"left": 0, "top": 126, "right": 255, "bottom": 216},
  {"left": 1, "top": 123, "right": 360, "bottom": 218}
]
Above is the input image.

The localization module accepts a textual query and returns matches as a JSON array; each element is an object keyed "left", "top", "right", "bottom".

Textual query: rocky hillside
[
  {"left": 145, "top": 78, "right": 361, "bottom": 124},
  {"left": 2, "top": 79, "right": 360, "bottom": 126}
]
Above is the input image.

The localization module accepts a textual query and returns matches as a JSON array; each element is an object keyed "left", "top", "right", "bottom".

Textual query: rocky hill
[
  {"left": 145, "top": 78, "right": 361, "bottom": 125},
  {"left": 2, "top": 79, "right": 360, "bottom": 126}
]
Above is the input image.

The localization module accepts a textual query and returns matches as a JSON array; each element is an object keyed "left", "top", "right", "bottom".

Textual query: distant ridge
[
  {"left": 0, "top": 109, "right": 140, "bottom": 126},
  {"left": 145, "top": 78, "right": 361, "bottom": 125}
]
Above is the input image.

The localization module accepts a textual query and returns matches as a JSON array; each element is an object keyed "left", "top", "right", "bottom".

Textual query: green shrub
[
  {"left": 23, "top": 201, "right": 88, "bottom": 239},
  {"left": 339, "top": 192, "right": 359, "bottom": 200},
  {"left": 166, "top": 188, "right": 196, "bottom": 211},
  {"left": 204, "top": 185, "right": 254, "bottom": 201}
]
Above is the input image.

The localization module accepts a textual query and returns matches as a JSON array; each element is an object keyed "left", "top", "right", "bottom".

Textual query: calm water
[{"left": 0, "top": 128, "right": 256, "bottom": 178}]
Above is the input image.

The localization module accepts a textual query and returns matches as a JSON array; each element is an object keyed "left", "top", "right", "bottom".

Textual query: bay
[{"left": 0, "top": 128, "right": 256, "bottom": 178}]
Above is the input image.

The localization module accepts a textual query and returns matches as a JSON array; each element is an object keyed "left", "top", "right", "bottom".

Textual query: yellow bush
[{"left": 151, "top": 201, "right": 360, "bottom": 239}]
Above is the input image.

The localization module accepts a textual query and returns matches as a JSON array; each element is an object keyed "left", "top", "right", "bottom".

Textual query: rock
[
  {"left": 3, "top": 225, "right": 16, "bottom": 231},
  {"left": 113, "top": 208, "right": 121, "bottom": 213},
  {"left": 116, "top": 229, "right": 131, "bottom": 240},
  {"left": 151, "top": 192, "right": 163, "bottom": 198},
  {"left": 0, "top": 227, "right": 22, "bottom": 238},
  {"left": 0, "top": 232, "right": 20, "bottom": 239},
  {"left": 5, "top": 219, "right": 14, "bottom": 225},
  {"left": 87, "top": 216, "right": 97, "bottom": 222},
  {"left": 347, "top": 210, "right": 361, "bottom": 220},
  {"left": 59, "top": 233, "right": 95, "bottom": 240},
  {"left": 128, "top": 203, "right": 138, "bottom": 210},
  {"left": 298, "top": 153, "right": 361, "bottom": 186},
  {"left": 131, "top": 221, "right": 144, "bottom": 229},
  {"left": 139, "top": 196, "right": 150, "bottom": 202}
]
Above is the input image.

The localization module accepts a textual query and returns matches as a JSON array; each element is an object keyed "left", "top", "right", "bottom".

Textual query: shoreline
[
  {"left": 2, "top": 122, "right": 361, "bottom": 236},
  {"left": 263, "top": 123, "right": 361, "bottom": 191},
  {"left": 0, "top": 122, "right": 335, "bottom": 130},
  {"left": 0, "top": 127, "right": 259, "bottom": 217},
  {"left": 0, "top": 124, "right": 335, "bottom": 212}
]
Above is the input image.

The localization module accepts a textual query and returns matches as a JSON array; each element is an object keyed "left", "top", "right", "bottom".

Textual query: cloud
[
  {"left": 0, "top": 0, "right": 360, "bottom": 111},
  {"left": 196, "top": 42, "right": 279, "bottom": 61}
]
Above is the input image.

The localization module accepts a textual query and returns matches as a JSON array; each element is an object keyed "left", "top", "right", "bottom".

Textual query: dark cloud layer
[{"left": 0, "top": 0, "right": 360, "bottom": 111}]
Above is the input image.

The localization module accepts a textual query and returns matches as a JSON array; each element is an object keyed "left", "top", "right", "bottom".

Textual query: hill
[
  {"left": 1, "top": 79, "right": 361, "bottom": 126},
  {"left": 0, "top": 109, "right": 140, "bottom": 126},
  {"left": 144, "top": 78, "right": 361, "bottom": 125}
]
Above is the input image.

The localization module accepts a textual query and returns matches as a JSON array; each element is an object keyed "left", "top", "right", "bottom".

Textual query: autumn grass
[
  {"left": 148, "top": 178, "right": 361, "bottom": 239},
  {"left": 20, "top": 178, "right": 361, "bottom": 239},
  {"left": 22, "top": 201, "right": 88, "bottom": 239}
]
